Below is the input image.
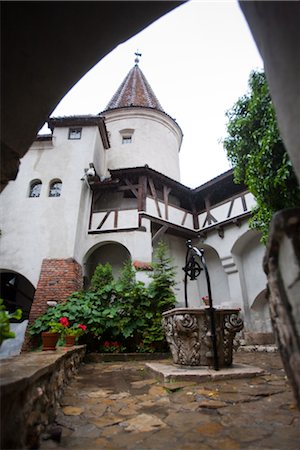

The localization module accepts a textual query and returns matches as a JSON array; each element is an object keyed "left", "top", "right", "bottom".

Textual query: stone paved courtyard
[{"left": 40, "top": 351, "right": 300, "bottom": 449}]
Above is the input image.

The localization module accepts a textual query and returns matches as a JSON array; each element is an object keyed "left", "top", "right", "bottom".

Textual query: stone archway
[
  {"left": 84, "top": 242, "right": 131, "bottom": 285},
  {"left": 0, "top": 269, "right": 35, "bottom": 358},
  {"left": 0, "top": 269, "right": 35, "bottom": 320}
]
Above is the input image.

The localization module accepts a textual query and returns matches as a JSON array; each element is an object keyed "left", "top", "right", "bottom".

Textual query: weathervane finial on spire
[{"left": 134, "top": 50, "right": 142, "bottom": 65}]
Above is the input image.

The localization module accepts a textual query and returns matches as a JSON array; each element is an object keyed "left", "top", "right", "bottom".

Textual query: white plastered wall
[
  {"left": 232, "top": 231, "right": 270, "bottom": 331},
  {"left": 0, "top": 126, "right": 105, "bottom": 287},
  {"left": 80, "top": 230, "right": 153, "bottom": 280},
  {"left": 195, "top": 221, "right": 267, "bottom": 331},
  {"left": 104, "top": 108, "right": 182, "bottom": 181},
  {"left": 153, "top": 234, "right": 199, "bottom": 308}
]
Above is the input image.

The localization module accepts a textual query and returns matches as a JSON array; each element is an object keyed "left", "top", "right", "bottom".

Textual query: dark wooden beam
[
  {"left": 140, "top": 213, "right": 196, "bottom": 239},
  {"left": 138, "top": 175, "right": 147, "bottom": 212},
  {"left": 163, "top": 185, "right": 171, "bottom": 220},
  {"left": 97, "top": 210, "right": 112, "bottom": 229},
  {"left": 114, "top": 210, "right": 118, "bottom": 228},
  {"left": 152, "top": 224, "right": 168, "bottom": 244},
  {"left": 148, "top": 178, "right": 162, "bottom": 217},
  {"left": 181, "top": 211, "right": 188, "bottom": 226},
  {"left": 125, "top": 178, "right": 139, "bottom": 198}
]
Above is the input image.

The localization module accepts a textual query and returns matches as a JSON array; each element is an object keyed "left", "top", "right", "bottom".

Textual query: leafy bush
[
  {"left": 29, "top": 243, "right": 177, "bottom": 352},
  {"left": 0, "top": 299, "right": 22, "bottom": 346},
  {"left": 223, "top": 70, "right": 300, "bottom": 242}
]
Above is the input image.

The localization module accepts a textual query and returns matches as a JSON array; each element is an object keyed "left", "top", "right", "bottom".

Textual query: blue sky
[{"left": 42, "top": 0, "right": 263, "bottom": 187}]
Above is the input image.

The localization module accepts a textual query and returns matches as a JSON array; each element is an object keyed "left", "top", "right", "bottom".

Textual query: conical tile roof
[{"left": 104, "top": 64, "right": 164, "bottom": 112}]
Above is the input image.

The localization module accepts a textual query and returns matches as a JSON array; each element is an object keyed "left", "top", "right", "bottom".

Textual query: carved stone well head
[{"left": 162, "top": 308, "right": 243, "bottom": 369}]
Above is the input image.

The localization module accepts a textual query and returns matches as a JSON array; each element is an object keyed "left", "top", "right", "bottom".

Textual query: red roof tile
[{"left": 104, "top": 64, "right": 164, "bottom": 112}]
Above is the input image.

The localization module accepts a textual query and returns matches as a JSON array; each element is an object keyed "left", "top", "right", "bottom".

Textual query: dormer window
[
  {"left": 120, "top": 128, "right": 134, "bottom": 145},
  {"left": 68, "top": 128, "right": 82, "bottom": 140},
  {"left": 122, "top": 136, "right": 132, "bottom": 144}
]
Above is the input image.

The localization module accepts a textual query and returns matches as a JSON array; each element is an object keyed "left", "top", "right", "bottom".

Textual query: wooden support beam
[
  {"left": 114, "top": 210, "right": 118, "bottom": 228},
  {"left": 188, "top": 197, "right": 199, "bottom": 229},
  {"left": 88, "top": 190, "right": 94, "bottom": 230},
  {"left": 97, "top": 210, "right": 112, "bottom": 229},
  {"left": 202, "top": 211, "right": 218, "bottom": 227},
  {"left": 140, "top": 213, "right": 196, "bottom": 239},
  {"left": 138, "top": 175, "right": 147, "bottom": 212},
  {"left": 148, "top": 178, "right": 162, "bottom": 217},
  {"left": 118, "top": 184, "right": 140, "bottom": 192},
  {"left": 181, "top": 211, "right": 188, "bottom": 226},
  {"left": 125, "top": 178, "right": 139, "bottom": 198},
  {"left": 163, "top": 185, "right": 171, "bottom": 220},
  {"left": 152, "top": 224, "right": 168, "bottom": 244}
]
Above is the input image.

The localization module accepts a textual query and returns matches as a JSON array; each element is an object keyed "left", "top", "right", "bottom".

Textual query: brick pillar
[{"left": 29, "top": 258, "right": 83, "bottom": 323}]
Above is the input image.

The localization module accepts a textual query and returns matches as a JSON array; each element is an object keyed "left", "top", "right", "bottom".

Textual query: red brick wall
[{"left": 29, "top": 258, "right": 83, "bottom": 323}]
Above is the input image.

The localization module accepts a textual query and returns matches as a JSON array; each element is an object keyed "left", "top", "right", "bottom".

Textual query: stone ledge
[
  {"left": 85, "top": 352, "right": 170, "bottom": 363},
  {"left": 0, "top": 346, "right": 85, "bottom": 450},
  {"left": 146, "top": 362, "right": 265, "bottom": 383},
  {"left": 238, "top": 344, "right": 278, "bottom": 353}
]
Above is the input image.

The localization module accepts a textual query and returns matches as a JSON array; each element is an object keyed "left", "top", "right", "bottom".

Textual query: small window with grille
[
  {"left": 120, "top": 128, "right": 134, "bottom": 145},
  {"left": 122, "top": 136, "right": 132, "bottom": 144},
  {"left": 29, "top": 180, "right": 42, "bottom": 198},
  {"left": 68, "top": 128, "right": 82, "bottom": 140},
  {"left": 49, "top": 180, "right": 62, "bottom": 197}
]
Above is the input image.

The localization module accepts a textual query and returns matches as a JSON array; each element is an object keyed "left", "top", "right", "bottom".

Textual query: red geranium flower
[
  {"left": 78, "top": 324, "right": 87, "bottom": 331},
  {"left": 59, "top": 317, "right": 70, "bottom": 327}
]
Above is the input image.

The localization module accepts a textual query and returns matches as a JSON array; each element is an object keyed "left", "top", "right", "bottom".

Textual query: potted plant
[
  {"left": 201, "top": 296, "right": 210, "bottom": 307},
  {"left": 42, "top": 317, "right": 69, "bottom": 351},
  {"left": 65, "top": 324, "right": 87, "bottom": 347}
]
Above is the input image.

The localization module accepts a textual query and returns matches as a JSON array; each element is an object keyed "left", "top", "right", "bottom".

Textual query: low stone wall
[
  {"left": 0, "top": 346, "right": 85, "bottom": 449},
  {"left": 85, "top": 352, "right": 170, "bottom": 363}
]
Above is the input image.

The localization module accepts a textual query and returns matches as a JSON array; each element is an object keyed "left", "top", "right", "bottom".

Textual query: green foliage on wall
[
  {"left": 223, "top": 70, "right": 300, "bottom": 242},
  {"left": 0, "top": 299, "right": 22, "bottom": 346},
  {"left": 29, "top": 242, "right": 177, "bottom": 352}
]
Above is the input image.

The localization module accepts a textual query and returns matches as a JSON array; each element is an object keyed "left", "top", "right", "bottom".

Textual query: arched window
[
  {"left": 49, "top": 180, "right": 62, "bottom": 197},
  {"left": 29, "top": 180, "right": 42, "bottom": 198}
]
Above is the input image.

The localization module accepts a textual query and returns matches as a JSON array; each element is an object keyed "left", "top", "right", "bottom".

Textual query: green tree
[
  {"left": 90, "top": 263, "right": 114, "bottom": 291},
  {"left": 223, "top": 70, "right": 300, "bottom": 242},
  {"left": 148, "top": 241, "right": 177, "bottom": 311}
]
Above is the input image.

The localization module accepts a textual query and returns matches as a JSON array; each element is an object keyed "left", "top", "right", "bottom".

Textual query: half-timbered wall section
[
  {"left": 88, "top": 167, "right": 256, "bottom": 238},
  {"left": 198, "top": 192, "right": 256, "bottom": 231},
  {"left": 88, "top": 167, "right": 193, "bottom": 235}
]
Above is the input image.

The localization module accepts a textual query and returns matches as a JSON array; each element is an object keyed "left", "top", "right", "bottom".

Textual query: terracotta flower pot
[
  {"left": 42, "top": 332, "right": 60, "bottom": 351},
  {"left": 65, "top": 335, "right": 76, "bottom": 347}
]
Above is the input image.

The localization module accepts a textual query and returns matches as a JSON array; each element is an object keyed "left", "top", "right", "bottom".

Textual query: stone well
[{"left": 162, "top": 308, "right": 244, "bottom": 368}]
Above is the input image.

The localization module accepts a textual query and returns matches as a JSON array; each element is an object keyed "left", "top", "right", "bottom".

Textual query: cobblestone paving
[{"left": 40, "top": 352, "right": 300, "bottom": 449}]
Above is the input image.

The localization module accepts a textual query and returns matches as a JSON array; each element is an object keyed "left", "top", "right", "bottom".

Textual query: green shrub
[
  {"left": 0, "top": 299, "right": 22, "bottom": 346},
  {"left": 30, "top": 243, "right": 177, "bottom": 352}
]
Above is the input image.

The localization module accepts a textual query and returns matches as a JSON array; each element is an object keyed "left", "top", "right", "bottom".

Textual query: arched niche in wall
[
  {"left": 231, "top": 229, "right": 268, "bottom": 330},
  {"left": 83, "top": 241, "right": 131, "bottom": 285},
  {"left": 231, "top": 230, "right": 266, "bottom": 307},
  {"left": 194, "top": 244, "right": 230, "bottom": 308},
  {"left": 250, "top": 289, "right": 272, "bottom": 333}
]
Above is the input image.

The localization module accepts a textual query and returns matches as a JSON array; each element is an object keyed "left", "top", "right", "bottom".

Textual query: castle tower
[{"left": 102, "top": 57, "right": 183, "bottom": 181}]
